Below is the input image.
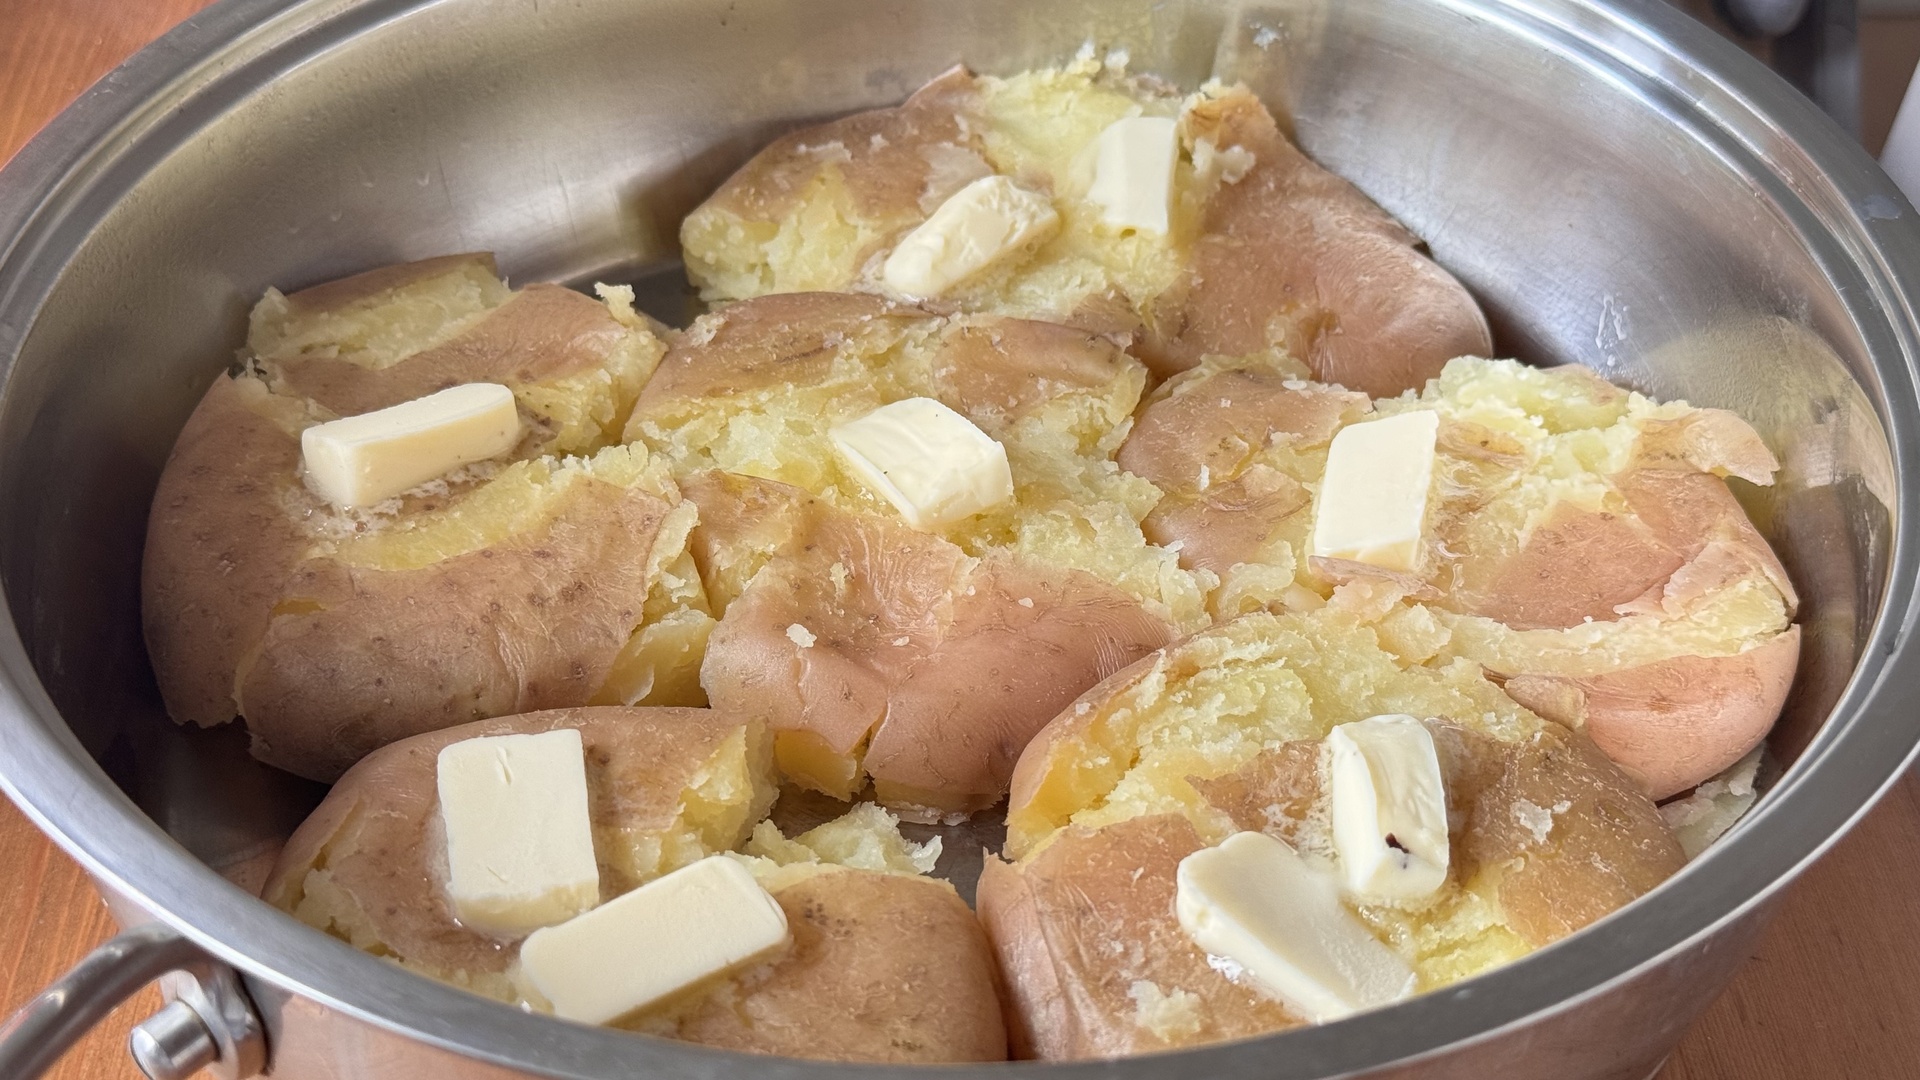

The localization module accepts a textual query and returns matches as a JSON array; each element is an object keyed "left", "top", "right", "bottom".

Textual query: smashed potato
[
  {"left": 1118, "top": 355, "right": 1799, "bottom": 799},
  {"left": 265, "top": 707, "right": 1007, "bottom": 1064},
  {"left": 681, "top": 57, "right": 1489, "bottom": 396},
  {"left": 985, "top": 612, "right": 1684, "bottom": 1058},
  {"left": 625, "top": 291, "right": 1206, "bottom": 628},
  {"left": 264, "top": 706, "right": 777, "bottom": 999},
  {"left": 694, "top": 471, "right": 1172, "bottom": 815},
  {"left": 626, "top": 291, "right": 1201, "bottom": 812},
  {"left": 143, "top": 255, "right": 711, "bottom": 780}
]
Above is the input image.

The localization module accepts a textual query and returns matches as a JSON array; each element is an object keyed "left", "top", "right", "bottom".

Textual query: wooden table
[{"left": 2, "top": 1, "right": 1918, "bottom": 1076}]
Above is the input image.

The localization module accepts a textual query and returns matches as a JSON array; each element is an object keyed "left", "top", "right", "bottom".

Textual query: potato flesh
[
  {"left": 741, "top": 802, "right": 941, "bottom": 879},
  {"left": 1006, "top": 610, "right": 1543, "bottom": 858},
  {"left": 248, "top": 253, "right": 511, "bottom": 371}
]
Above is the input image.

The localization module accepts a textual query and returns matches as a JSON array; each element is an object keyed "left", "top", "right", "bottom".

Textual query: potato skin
[
  {"left": 1118, "top": 361, "right": 1369, "bottom": 576},
  {"left": 1139, "top": 87, "right": 1492, "bottom": 393},
  {"left": 1503, "top": 627, "right": 1801, "bottom": 801},
  {"left": 238, "top": 473, "right": 673, "bottom": 781},
  {"left": 628, "top": 290, "right": 1136, "bottom": 440},
  {"left": 860, "top": 552, "right": 1175, "bottom": 806},
  {"left": 1448, "top": 450, "right": 1797, "bottom": 633},
  {"left": 698, "top": 473, "right": 1173, "bottom": 811},
  {"left": 142, "top": 374, "right": 312, "bottom": 728},
  {"left": 928, "top": 316, "right": 1136, "bottom": 426},
  {"left": 977, "top": 814, "right": 1299, "bottom": 1060},
  {"left": 665, "top": 870, "right": 1008, "bottom": 1063},
  {"left": 1461, "top": 723, "right": 1687, "bottom": 945},
  {"left": 1117, "top": 363, "right": 1368, "bottom": 494},
  {"left": 263, "top": 706, "right": 758, "bottom": 980},
  {"left": 1447, "top": 500, "right": 1688, "bottom": 632}
]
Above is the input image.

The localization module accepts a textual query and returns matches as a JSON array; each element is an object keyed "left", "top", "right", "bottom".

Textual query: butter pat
[
  {"left": 1177, "top": 831, "right": 1415, "bottom": 1024},
  {"left": 517, "top": 855, "right": 789, "bottom": 1025},
  {"left": 1309, "top": 410, "right": 1440, "bottom": 573},
  {"left": 302, "top": 382, "right": 520, "bottom": 508},
  {"left": 881, "top": 175, "right": 1059, "bottom": 298},
  {"left": 1328, "top": 715, "right": 1450, "bottom": 901},
  {"left": 830, "top": 398, "right": 1014, "bottom": 530},
  {"left": 437, "top": 728, "right": 599, "bottom": 936},
  {"left": 1086, "top": 116, "right": 1179, "bottom": 235}
]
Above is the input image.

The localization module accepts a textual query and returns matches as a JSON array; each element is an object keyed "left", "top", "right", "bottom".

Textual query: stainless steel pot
[{"left": 0, "top": 0, "right": 1914, "bottom": 1077}]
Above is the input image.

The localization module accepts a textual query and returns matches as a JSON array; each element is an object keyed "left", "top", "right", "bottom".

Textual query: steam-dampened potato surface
[
  {"left": 680, "top": 56, "right": 1490, "bottom": 396},
  {"left": 142, "top": 255, "right": 718, "bottom": 781},
  {"left": 982, "top": 611, "right": 1685, "bottom": 1058},
  {"left": 1118, "top": 355, "right": 1801, "bottom": 799},
  {"left": 264, "top": 707, "right": 1007, "bottom": 1064}
]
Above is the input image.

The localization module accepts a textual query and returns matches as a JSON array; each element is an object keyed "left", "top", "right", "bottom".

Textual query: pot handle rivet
[
  {"left": 130, "top": 1000, "right": 218, "bottom": 1080},
  {"left": 0, "top": 922, "right": 265, "bottom": 1080}
]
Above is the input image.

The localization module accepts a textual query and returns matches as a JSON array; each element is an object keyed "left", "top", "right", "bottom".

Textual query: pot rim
[{"left": 1, "top": 0, "right": 1917, "bottom": 1076}]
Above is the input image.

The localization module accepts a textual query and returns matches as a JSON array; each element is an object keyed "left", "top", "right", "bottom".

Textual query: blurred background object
[
  {"left": 1676, "top": 1, "right": 1920, "bottom": 208},
  {"left": 1676, "top": 0, "right": 1860, "bottom": 137}
]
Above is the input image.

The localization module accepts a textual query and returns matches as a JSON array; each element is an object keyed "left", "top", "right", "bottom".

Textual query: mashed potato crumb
[{"left": 1127, "top": 980, "right": 1205, "bottom": 1040}]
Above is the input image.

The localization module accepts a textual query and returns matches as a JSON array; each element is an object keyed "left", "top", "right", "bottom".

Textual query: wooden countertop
[{"left": 2, "top": 1, "right": 1917, "bottom": 1076}]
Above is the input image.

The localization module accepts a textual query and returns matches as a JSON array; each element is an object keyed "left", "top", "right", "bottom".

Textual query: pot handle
[{"left": 0, "top": 921, "right": 266, "bottom": 1080}]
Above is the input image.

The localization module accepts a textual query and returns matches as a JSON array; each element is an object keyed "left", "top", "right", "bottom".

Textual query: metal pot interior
[{"left": 0, "top": 0, "right": 1914, "bottom": 1075}]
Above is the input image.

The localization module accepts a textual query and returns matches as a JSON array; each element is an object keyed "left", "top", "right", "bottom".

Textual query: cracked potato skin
[
  {"left": 1116, "top": 356, "right": 1801, "bottom": 800},
  {"left": 978, "top": 814, "right": 1300, "bottom": 1060},
  {"left": 269, "top": 284, "right": 638, "bottom": 421},
  {"left": 696, "top": 472, "right": 1173, "bottom": 812},
  {"left": 237, "top": 476, "right": 673, "bottom": 780},
  {"left": 682, "top": 69, "right": 1490, "bottom": 397},
  {"left": 1137, "top": 86, "right": 1492, "bottom": 394},
  {"left": 142, "top": 255, "right": 682, "bottom": 781},
  {"left": 1503, "top": 627, "right": 1801, "bottom": 802},
  {"left": 681, "top": 67, "right": 988, "bottom": 299}
]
